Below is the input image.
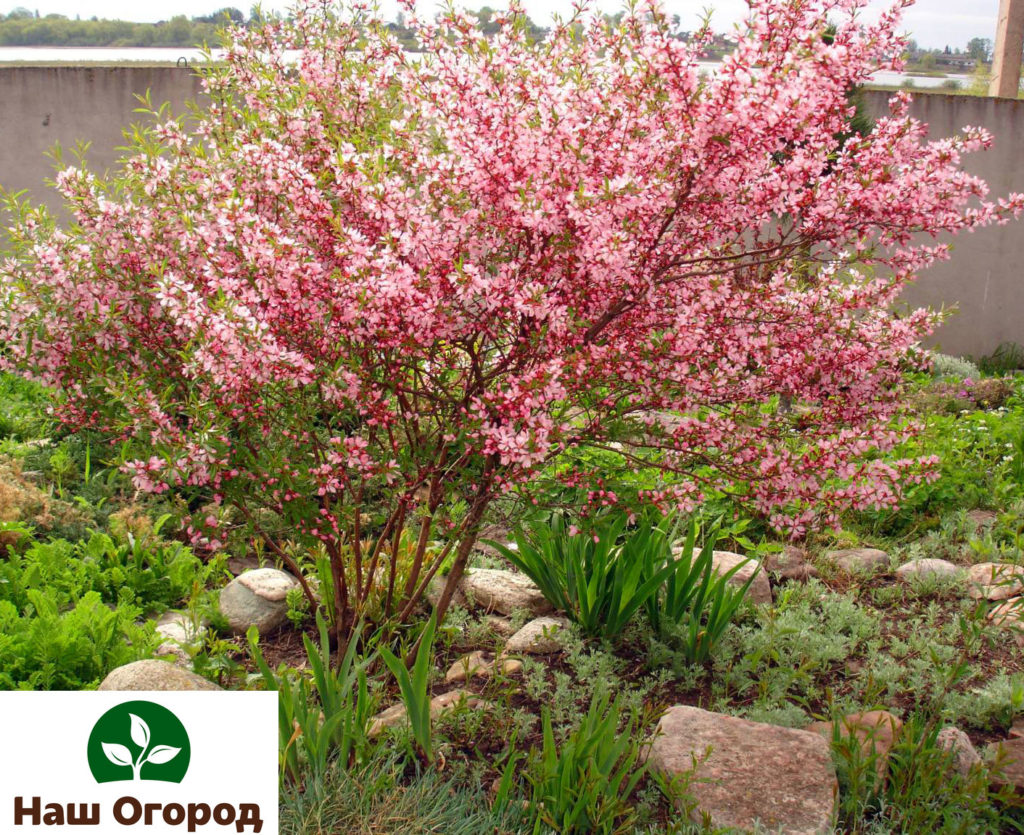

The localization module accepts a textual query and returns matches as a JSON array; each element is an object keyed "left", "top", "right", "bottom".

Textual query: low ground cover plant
[
  {"left": 0, "top": 525, "right": 215, "bottom": 689},
  {"left": 0, "top": 588, "right": 153, "bottom": 690},
  {"left": 852, "top": 376, "right": 1024, "bottom": 538},
  {"left": 0, "top": 537, "right": 156, "bottom": 688}
]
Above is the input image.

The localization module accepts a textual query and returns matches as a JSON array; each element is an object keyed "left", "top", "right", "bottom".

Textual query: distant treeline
[
  {"left": 0, "top": 6, "right": 248, "bottom": 47},
  {"left": 0, "top": 6, "right": 727, "bottom": 54},
  {"left": 0, "top": 6, "right": 550, "bottom": 48}
]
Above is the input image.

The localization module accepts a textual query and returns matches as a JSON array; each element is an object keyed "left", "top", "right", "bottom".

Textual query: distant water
[
  {"left": 0, "top": 46, "right": 227, "bottom": 63},
  {"left": 0, "top": 47, "right": 971, "bottom": 90}
]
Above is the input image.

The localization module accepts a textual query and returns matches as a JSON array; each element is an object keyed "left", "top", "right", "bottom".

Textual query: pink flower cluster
[{"left": 1, "top": 0, "right": 1020, "bottom": 544}]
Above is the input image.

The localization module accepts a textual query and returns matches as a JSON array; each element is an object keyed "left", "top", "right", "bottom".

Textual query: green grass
[{"left": 279, "top": 754, "right": 517, "bottom": 835}]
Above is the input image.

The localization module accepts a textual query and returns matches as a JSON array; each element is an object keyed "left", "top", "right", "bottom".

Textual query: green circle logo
[{"left": 87, "top": 700, "right": 191, "bottom": 784}]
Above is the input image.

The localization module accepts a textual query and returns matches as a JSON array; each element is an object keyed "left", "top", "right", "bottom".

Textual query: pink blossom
[{"left": 0, "top": 0, "right": 1018, "bottom": 605}]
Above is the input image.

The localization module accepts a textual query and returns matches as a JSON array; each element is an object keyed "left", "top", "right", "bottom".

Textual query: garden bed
[{"left": 5, "top": 367, "right": 1024, "bottom": 831}]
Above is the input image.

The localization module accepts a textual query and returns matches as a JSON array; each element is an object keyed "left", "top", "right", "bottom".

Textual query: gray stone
[
  {"left": 497, "top": 657, "right": 524, "bottom": 676},
  {"left": 936, "top": 727, "right": 981, "bottom": 777},
  {"left": 369, "top": 689, "right": 492, "bottom": 737},
  {"left": 367, "top": 702, "right": 408, "bottom": 737},
  {"left": 675, "top": 545, "right": 772, "bottom": 604},
  {"left": 966, "top": 509, "right": 999, "bottom": 534},
  {"left": 425, "top": 575, "right": 468, "bottom": 611},
  {"left": 219, "top": 568, "right": 300, "bottom": 635},
  {"left": 710, "top": 550, "right": 772, "bottom": 605},
  {"left": 805, "top": 711, "right": 901, "bottom": 780},
  {"left": 445, "top": 651, "right": 523, "bottom": 683},
  {"left": 98, "top": 659, "right": 220, "bottom": 691},
  {"left": 764, "top": 546, "right": 820, "bottom": 582},
  {"left": 967, "top": 562, "right": 1024, "bottom": 601},
  {"left": 482, "top": 614, "right": 517, "bottom": 637},
  {"left": 894, "top": 558, "right": 961, "bottom": 583},
  {"left": 825, "top": 548, "right": 890, "bottom": 574},
  {"left": 648, "top": 705, "right": 837, "bottom": 834},
  {"left": 988, "top": 737, "right": 1024, "bottom": 795},
  {"left": 459, "top": 568, "right": 553, "bottom": 616},
  {"left": 154, "top": 611, "right": 206, "bottom": 666},
  {"left": 504, "top": 616, "right": 570, "bottom": 654},
  {"left": 784, "top": 563, "right": 820, "bottom": 582},
  {"left": 471, "top": 526, "right": 513, "bottom": 560},
  {"left": 445, "top": 651, "right": 491, "bottom": 683}
]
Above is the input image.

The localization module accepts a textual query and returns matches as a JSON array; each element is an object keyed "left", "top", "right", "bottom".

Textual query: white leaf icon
[
  {"left": 102, "top": 742, "right": 134, "bottom": 767},
  {"left": 145, "top": 745, "right": 181, "bottom": 765},
  {"left": 129, "top": 714, "right": 150, "bottom": 750}
]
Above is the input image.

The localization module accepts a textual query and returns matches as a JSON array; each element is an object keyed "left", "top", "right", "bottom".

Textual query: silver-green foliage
[
  {"left": 710, "top": 583, "right": 878, "bottom": 711},
  {"left": 930, "top": 352, "right": 980, "bottom": 380}
]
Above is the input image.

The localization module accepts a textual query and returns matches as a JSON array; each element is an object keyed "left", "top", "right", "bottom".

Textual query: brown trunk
[{"left": 401, "top": 465, "right": 496, "bottom": 665}]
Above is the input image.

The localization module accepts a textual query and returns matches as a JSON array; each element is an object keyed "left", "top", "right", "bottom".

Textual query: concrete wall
[
  {"left": 0, "top": 66, "right": 203, "bottom": 209},
  {"left": 863, "top": 90, "right": 1024, "bottom": 358},
  {"left": 0, "top": 69, "right": 1020, "bottom": 358}
]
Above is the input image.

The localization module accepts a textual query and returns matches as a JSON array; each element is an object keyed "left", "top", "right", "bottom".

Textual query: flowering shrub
[{"left": 2, "top": 0, "right": 1021, "bottom": 635}]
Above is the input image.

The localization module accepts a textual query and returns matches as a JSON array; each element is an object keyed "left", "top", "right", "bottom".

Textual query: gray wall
[
  {"left": 0, "top": 69, "right": 1020, "bottom": 358},
  {"left": 0, "top": 66, "right": 203, "bottom": 209},
  {"left": 863, "top": 90, "right": 1024, "bottom": 359}
]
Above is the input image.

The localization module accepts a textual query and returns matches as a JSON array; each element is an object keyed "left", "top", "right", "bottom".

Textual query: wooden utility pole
[{"left": 990, "top": 0, "right": 1024, "bottom": 98}]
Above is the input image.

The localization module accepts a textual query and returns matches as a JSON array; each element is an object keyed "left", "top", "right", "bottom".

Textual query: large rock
[
  {"left": 504, "top": 616, "right": 570, "bottom": 654},
  {"left": 936, "top": 727, "right": 981, "bottom": 777},
  {"left": 806, "top": 711, "right": 902, "bottom": 780},
  {"left": 764, "top": 546, "right": 819, "bottom": 582},
  {"left": 676, "top": 548, "right": 772, "bottom": 605},
  {"left": 369, "top": 689, "right": 492, "bottom": 737},
  {"left": 894, "top": 558, "right": 961, "bottom": 583},
  {"left": 154, "top": 611, "right": 206, "bottom": 666},
  {"left": 459, "top": 568, "right": 553, "bottom": 616},
  {"left": 219, "top": 568, "right": 300, "bottom": 635},
  {"left": 425, "top": 576, "right": 468, "bottom": 611},
  {"left": 825, "top": 548, "right": 890, "bottom": 574},
  {"left": 988, "top": 737, "right": 1024, "bottom": 795},
  {"left": 967, "top": 562, "right": 1024, "bottom": 601},
  {"left": 648, "top": 705, "right": 837, "bottom": 834},
  {"left": 712, "top": 551, "right": 772, "bottom": 605},
  {"left": 98, "top": 659, "right": 221, "bottom": 691}
]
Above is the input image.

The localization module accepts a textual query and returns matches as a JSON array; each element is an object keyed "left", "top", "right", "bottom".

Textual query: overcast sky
[{"left": 3, "top": 0, "right": 1002, "bottom": 51}]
